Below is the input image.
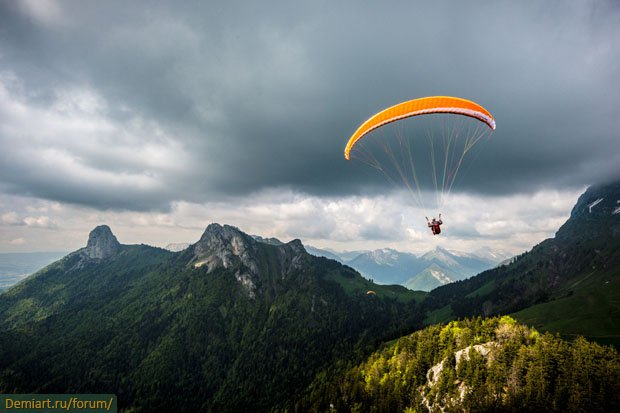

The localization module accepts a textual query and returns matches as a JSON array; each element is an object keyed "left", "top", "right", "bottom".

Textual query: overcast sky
[{"left": 0, "top": 0, "right": 618, "bottom": 255}]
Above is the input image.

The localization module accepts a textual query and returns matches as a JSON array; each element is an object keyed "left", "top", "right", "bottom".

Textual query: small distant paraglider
[{"left": 366, "top": 290, "right": 376, "bottom": 295}]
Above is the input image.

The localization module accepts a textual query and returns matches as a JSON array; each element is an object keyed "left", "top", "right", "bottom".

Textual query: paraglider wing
[{"left": 344, "top": 96, "right": 496, "bottom": 160}]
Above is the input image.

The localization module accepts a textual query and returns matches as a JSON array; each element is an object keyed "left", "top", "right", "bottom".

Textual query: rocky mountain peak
[
  {"left": 192, "top": 224, "right": 260, "bottom": 296},
  {"left": 199, "top": 223, "right": 257, "bottom": 244},
  {"left": 85, "top": 225, "right": 121, "bottom": 259},
  {"left": 556, "top": 179, "right": 620, "bottom": 241},
  {"left": 568, "top": 180, "right": 620, "bottom": 218},
  {"left": 191, "top": 224, "right": 310, "bottom": 297},
  {"left": 194, "top": 224, "right": 258, "bottom": 266},
  {"left": 421, "top": 247, "right": 459, "bottom": 266},
  {"left": 287, "top": 239, "right": 306, "bottom": 254}
]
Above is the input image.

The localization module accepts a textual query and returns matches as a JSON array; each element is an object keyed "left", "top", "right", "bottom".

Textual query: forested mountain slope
[
  {"left": 422, "top": 180, "right": 620, "bottom": 347},
  {"left": 0, "top": 224, "right": 423, "bottom": 412},
  {"left": 293, "top": 316, "right": 620, "bottom": 412}
]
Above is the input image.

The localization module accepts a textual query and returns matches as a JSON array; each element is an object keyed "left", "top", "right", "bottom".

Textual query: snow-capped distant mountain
[
  {"left": 345, "top": 246, "right": 500, "bottom": 291},
  {"left": 404, "top": 264, "right": 454, "bottom": 291},
  {"left": 348, "top": 249, "right": 423, "bottom": 284},
  {"left": 303, "top": 247, "right": 370, "bottom": 263},
  {"left": 164, "top": 243, "right": 190, "bottom": 252},
  {"left": 421, "top": 247, "right": 496, "bottom": 280},
  {"left": 400, "top": 246, "right": 498, "bottom": 291},
  {"left": 366, "top": 248, "right": 403, "bottom": 266},
  {"left": 471, "top": 246, "right": 514, "bottom": 263},
  {"left": 304, "top": 245, "right": 342, "bottom": 262},
  {"left": 420, "top": 247, "right": 460, "bottom": 268},
  {"left": 334, "top": 250, "right": 370, "bottom": 261}
]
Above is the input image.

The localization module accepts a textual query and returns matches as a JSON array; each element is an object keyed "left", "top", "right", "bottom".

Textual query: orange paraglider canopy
[{"left": 344, "top": 96, "right": 496, "bottom": 160}]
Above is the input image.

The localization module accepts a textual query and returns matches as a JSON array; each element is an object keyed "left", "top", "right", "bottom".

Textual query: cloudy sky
[{"left": 0, "top": 0, "right": 618, "bottom": 255}]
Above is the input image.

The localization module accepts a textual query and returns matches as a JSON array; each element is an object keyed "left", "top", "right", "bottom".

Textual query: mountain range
[
  {"left": 0, "top": 243, "right": 504, "bottom": 294},
  {"left": 0, "top": 223, "right": 423, "bottom": 411},
  {"left": 166, "top": 231, "right": 509, "bottom": 293},
  {"left": 0, "top": 180, "right": 618, "bottom": 411},
  {"left": 304, "top": 245, "right": 506, "bottom": 292}
]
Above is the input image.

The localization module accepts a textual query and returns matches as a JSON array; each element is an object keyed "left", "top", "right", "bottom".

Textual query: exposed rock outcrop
[
  {"left": 422, "top": 342, "right": 497, "bottom": 412},
  {"left": 556, "top": 180, "right": 620, "bottom": 241},
  {"left": 190, "top": 223, "right": 308, "bottom": 297},
  {"left": 85, "top": 225, "right": 121, "bottom": 259},
  {"left": 192, "top": 223, "right": 260, "bottom": 273}
]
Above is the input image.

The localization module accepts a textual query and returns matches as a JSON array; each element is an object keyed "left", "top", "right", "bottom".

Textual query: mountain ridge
[
  {"left": 0, "top": 222, "right": 423, "bottom": 412},
  {"left": 0, "top": 180, "right": 618, "bottom": 410},
  {"left": 423, "top": 180, "right": 620, "bottom": 347},
  {"left": 348, "top": 246, "right": 500, "bottom": 291}
]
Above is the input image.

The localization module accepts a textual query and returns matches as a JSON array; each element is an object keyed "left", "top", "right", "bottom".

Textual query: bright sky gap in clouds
[{"left": 0, "top": 1, "right": 618, "bottom": 254}]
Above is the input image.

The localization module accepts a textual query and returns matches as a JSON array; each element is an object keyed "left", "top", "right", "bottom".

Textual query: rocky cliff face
[
  {"left": 556, "top": 180, "right": 620, "bottom": 241},
  {"left": 84, "top": 225, "right": 121, "bottom": 259},
  {"left": 192, "top": 224, "right": 260, "bottom": 271},
  {"left": 191, "top": 223, "right": 308, "bottom": 297},
  {"left": 274, "top": 238, "right": 307, "bottom": 276}
]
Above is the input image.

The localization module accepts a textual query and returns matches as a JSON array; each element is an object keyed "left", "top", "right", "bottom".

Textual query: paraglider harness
[{"left": 427, "top": 215, "right": 442, "bottom": 235}]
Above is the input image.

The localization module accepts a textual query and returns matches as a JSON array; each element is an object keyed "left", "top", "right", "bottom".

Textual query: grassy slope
[
  {"left": 422, "top": 212, "right": 620, "bottom": 348},
  {"left": 422, "top": 262, "right": 620, "bottom": 349},
  {"left": 512, "top": 268, "right": 620, "bottom": 348}
]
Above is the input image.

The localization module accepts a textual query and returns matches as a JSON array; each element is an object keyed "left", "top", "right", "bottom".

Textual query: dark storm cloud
[{"left": 0, "top": 0, "right": 618, "bottom": 211}]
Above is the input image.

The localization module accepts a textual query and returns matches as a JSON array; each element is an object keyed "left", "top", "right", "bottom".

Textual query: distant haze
[{"left": 0, "top": 251, "right": 67, "bottom": 290}]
